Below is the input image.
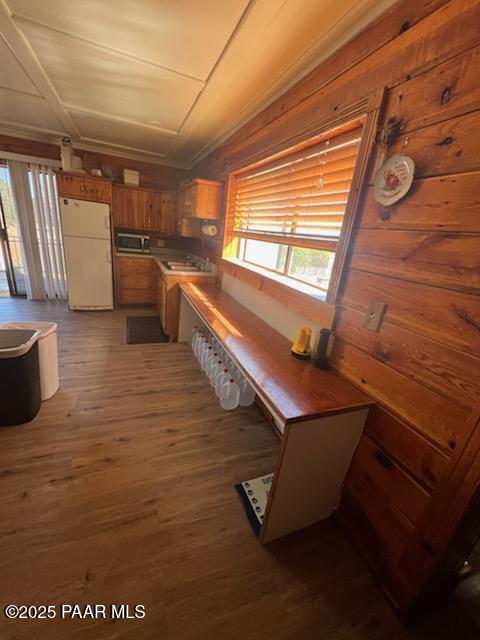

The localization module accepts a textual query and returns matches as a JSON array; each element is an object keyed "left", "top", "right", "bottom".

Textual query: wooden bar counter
[
  {"left": 178, "top": 282, "right": 371, "bottom": 424},
  {"left": 178, "top": 282, "right": 374, "bottom": 542}
]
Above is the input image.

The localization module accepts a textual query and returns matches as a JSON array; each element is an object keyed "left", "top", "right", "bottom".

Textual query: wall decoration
[{"left": 373, "top": 154, "right": 415, "bottom": 206}]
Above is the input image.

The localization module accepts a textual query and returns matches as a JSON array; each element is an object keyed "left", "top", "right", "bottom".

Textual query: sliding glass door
[{"left": 0, "top": 166, "right": 26, "bottom": 296}]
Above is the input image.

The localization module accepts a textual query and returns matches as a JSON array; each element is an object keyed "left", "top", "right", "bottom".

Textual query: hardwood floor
[{"left": 0, "top": 298, "right": 475, "bottom": 639}]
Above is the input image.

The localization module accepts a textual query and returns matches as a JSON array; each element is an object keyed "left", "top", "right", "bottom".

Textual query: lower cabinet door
[
  {"left": 119, "top": 289, "right": 152, "bottom": 304},
  {"left": 158, "top": 276, "right": 167, "bottom": 329}
]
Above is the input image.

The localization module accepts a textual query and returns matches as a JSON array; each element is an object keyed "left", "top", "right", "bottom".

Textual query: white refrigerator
[{"left": 60, "top": 198, "right": 113, "bottom": 310}]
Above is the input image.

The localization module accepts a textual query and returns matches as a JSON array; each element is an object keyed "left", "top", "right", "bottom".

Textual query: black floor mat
[{"left": 126, "top": 316, "right": 169, "bottom": 344}]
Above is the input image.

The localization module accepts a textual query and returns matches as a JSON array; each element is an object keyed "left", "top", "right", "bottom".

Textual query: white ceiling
[{"left": 0, "top": 0, "right": 397, "bottom": 169}]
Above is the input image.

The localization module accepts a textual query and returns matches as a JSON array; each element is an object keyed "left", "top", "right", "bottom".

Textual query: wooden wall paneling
[
  {"left": 335, "top": 306, "right": 480, "bottom": 410},
  {"left": 369, "top": 110, "right": 480, "bottom": 183},
  {"left": 344, "top": 458, "right": 414, "bottom": 563},
  {"left": 76, "top": 150, "right": 186, "bottom": 190},
  {"left": 330, "top": 340, "right": 469, "bottom": 453},
  {"left": 188, "top": 0, "right": 480, "bottom": 614},
  {"left": 360, "top": 171, "right": 480, "bottom": 232},
  {"left": 364, "top": 406, "right": 449, "bottom": 491},
  {"left": 395, "top": 404, "right": 480, "bottom": 604},
  {"left": 336, "top": 487, "right": 390, "bottom": 578},
  {"left": 0, "top": 135, "right": 186, "bottom": 191},
  {"left": 426, "top": 420, "right": 480, "bottom": 606},
  {"left": 195, "top": 0, "right": 480, "bottom": 177},
  {"left": 0, "top": 134, "right": 60, "bottom": 160},
  {"left": 350, "top": 229, "right": 480, "bottom": 294},
  {"left": 219, "top": 0, "right": 449, "bottom": 155},
  {"left": 350, "top": 436, "right": 431, "bottom": 525},
  {"left": 382, "top": 44, "right": 480, "bottom": 134},
  {"left": 341, "top": 269, "right": 480, "bottom": 358}
]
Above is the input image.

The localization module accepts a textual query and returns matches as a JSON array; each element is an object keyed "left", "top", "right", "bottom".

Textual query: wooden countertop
[{"left": 180, "top": 282, "right": 372, "bottom": 424}]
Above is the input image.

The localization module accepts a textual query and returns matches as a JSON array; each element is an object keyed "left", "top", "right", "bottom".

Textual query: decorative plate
[{"left": 373, "top": 155, "right": 415, "bottom": 206}]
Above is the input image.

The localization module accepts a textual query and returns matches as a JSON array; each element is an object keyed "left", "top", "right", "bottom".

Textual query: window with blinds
[
  {"left": 224, "top": 119, "right": 365, "bottom": 294},
  {"left": 232, "top": 123, "right": 363, "bottom": 251}
]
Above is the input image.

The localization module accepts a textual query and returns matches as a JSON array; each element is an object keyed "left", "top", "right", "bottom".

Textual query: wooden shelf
[{"left": 179, "top": 282, "right": 372, "bottom": 425}]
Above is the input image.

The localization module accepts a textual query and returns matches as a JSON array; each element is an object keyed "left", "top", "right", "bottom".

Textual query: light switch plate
[{"left": 364, "top": 301, "right": 388, "bottom": 332}]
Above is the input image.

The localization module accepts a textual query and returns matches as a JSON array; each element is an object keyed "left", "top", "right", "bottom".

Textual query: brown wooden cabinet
[
  {"left": 113, "top": 185, "right": 154, "bottom": 230},
  {"left": 175, "top": 188, "right": 197, "bottom": 237},
  {"left": 155, "top": 262, "right": 212, "bottom": 338},
  {"left": 112, "top": 180, "right": 220, "bottom": 235},
  {"left": 156, "top": 267, "right": 168, "bottom": 331},
  {"left": 177, "top": 179, "right": 223, "bottom": 220},
  {"left": 152, "top": 191, "right": 177, "bottom": 234},
  {"left": 114, "top": 256, "right": 154, "bottom": 305},
  {"left": 57, "top": 172, "right": 112, "bottom": 203}
]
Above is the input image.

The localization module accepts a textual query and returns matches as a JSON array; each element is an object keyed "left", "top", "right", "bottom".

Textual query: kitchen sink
[{"left": 162, "top": 260, "right": 202, "bottom": 272}]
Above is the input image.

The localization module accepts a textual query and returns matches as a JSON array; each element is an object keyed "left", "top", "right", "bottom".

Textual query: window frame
[
  {"left": 222, "top": 89, "right": 385, "bottom": 303},
  {"left": 238, "top": 238, "right": 335, "bottom": 294}
]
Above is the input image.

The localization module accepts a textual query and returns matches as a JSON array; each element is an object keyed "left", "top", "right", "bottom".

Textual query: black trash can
[{"left": 0, "top": 329, "right": 41, "bottom": 426}]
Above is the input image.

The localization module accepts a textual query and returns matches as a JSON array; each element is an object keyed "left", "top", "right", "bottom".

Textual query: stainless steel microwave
[{"left": 117, "top": 233, "right": 150, "bottom": 254}]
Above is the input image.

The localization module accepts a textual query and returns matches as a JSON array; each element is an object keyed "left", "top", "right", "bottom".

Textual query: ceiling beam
[{"left": 64, "top": 104, "right": 179, "bottom": 138}]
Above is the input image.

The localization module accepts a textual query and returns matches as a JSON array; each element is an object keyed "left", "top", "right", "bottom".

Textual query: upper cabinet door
[
  {"left": 57, "top": 172, "right": 112, "bottom": 204},
  {"left": 84, "top": 180, "right": 113, "bottom": 204},
  {"left": 153, "top": 192, "right": 177, "bottom": 234},
  {"left": 113, "top": 185, "right": 154, "bottom": 229},
  {"left": 139, "top": 189, "right": 154, "bottom": 229},
  {"left": 177, "top": 179, "right": 222, "bottom": 220},
  {"left": 177, "top": 187, "right": 186, "bottom": 220}
]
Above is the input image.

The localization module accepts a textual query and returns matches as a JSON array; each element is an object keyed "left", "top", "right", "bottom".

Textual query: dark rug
[{"left": 126, "top": 316, "right": 169, "bottom": 344}]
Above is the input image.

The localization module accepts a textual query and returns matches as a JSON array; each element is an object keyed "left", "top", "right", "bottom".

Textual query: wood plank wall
[
  {"left": 191, "top": 0, "right": 480, "bottom": 611},
  {"left": 0, "top": 134, "right": 187, "bottom": 190}
]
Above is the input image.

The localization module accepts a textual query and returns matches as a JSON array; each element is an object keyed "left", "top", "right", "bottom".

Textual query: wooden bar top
[{"left": 180, "top": 282, "right": 373, "bottom": 424}]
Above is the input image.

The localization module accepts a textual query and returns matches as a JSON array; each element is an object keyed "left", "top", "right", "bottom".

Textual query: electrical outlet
[{"left": 364, "top": 301, "right": 388, "bottom": 332}]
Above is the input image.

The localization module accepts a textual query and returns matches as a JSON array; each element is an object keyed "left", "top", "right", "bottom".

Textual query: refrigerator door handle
[
  {"left": 104, "top": 215, "right": 110, "bottom": 230},
  {"left": 106, "top": 248, "right": 112, "bottom": 264}
]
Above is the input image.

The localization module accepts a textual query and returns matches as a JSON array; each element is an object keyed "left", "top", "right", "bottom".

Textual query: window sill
[
  {"left": 220, "top": 258, "right": 336, "bottom": 328},
  {"left": 224, "top": 258, "right": 327, "bottom": 300}
]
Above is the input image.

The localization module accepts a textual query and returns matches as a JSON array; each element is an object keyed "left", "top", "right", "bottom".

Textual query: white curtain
[
  {"left": 7, "top": 160, "right": 67, "bottom": 300},
  {"left": 29, "top": 164, "right": 67, "bottom": 300}
]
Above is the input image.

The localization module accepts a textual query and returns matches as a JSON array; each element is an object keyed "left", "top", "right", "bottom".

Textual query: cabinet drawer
[
  {"left": 121, "top": 273, "right": 152, "bottom": 290},
  {"left": 115, "top": 257, "right": 154, "bottom": 305}
]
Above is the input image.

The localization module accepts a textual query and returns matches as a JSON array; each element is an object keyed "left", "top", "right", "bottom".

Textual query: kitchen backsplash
[{"left": 114, "top": 227, "right": 201, "bottom": 253}]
